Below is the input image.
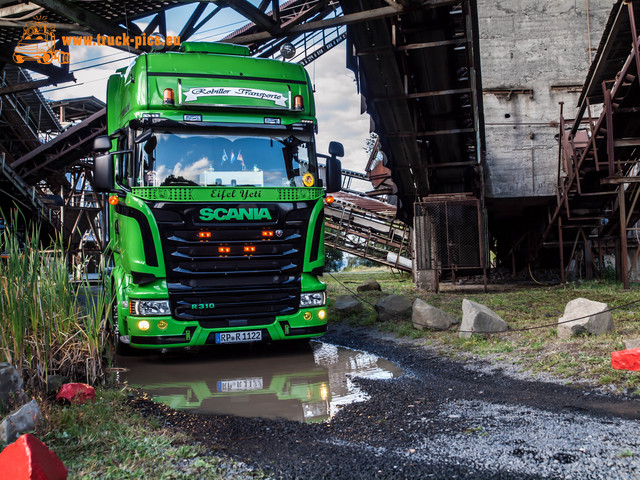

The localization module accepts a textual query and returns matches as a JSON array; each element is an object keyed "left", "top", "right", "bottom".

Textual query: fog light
[
  {"left": 138, "top": 320, "right": 150, "bottom": 331},
  {"left": 304, "top": 311, "right": 312, "bottom": 321},
  {"left": 318, "top": 310, "right": 326, "bottom": 320},
  {"left": 158, "top": 320, "right": 168, "bottom": 330}
]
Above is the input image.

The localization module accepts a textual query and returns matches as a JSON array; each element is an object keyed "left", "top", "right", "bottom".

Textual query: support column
[
  {"left": 619, "top": 186, "right": 630, "bottom": 289},
  {"left": 558, "top": 217, "right": 565, "bottom": 284},
  {"left": 413, "top": 209, "right": 438, "bottom": 292}
]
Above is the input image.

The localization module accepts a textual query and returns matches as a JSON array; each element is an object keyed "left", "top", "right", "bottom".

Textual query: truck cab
[{"left": 94, "top": 42, "right": 342, "bottom": 351}]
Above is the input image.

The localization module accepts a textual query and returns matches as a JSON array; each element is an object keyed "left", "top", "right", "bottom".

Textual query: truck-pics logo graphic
[
  {"left": 13, "top": 17, "right": 69, "bottom": 65},
  {"left": 13, "top": 18, "right": 180, "bottom": 65},
  {"left": 183, "top": 87, "right": 288, "bottom": 107}
]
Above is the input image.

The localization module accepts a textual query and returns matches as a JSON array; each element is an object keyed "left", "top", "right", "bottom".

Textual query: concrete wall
[{"left": 478, "top": 0, "right": 615, "bottom": 199}]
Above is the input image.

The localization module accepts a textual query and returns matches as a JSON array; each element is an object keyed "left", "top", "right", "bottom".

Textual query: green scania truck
[{"left": 93, "top": 41, "right": 342, "bottom": 351}]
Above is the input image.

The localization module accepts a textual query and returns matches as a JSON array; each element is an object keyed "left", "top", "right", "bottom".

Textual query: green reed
[{"left": 0, "top": 213, "right": 110, "bottom": 393}]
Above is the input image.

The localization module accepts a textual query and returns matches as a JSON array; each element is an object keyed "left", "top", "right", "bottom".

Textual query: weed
[
  {"left": 617, "top": 450, "right": 634, "bottom": 458},
  {"left": 599, "top": 375, "right": 616, "bottom": 385},
  {"left": 0, "top": 211, "right": 110, "bottom": 394},
  {"left": 464, "top": 425, "right": 486, "bottom": 435}
]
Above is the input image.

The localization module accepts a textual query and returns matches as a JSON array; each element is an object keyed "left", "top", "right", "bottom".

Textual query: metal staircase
[{"left": 324, "top": 191, "right": 412, "bottom": 271}]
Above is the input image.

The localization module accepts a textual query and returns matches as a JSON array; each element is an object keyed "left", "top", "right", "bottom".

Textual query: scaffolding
[{"left": 539, "top": 0, "right": 640, "bottom": 288}]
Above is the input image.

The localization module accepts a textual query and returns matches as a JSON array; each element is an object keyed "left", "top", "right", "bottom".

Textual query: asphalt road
[{"left": 131, "top": 324, "right": 640, "bottom": 479}]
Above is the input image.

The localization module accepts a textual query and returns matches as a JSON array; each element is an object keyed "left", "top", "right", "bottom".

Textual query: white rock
[
  {"left": 623, "top": 338, "right": 640, "bottom": 350},
  {"left": 0, "top": 399, "right": 42, "bottom": 444},
  {"left": 376, "top": 295, "right": 412, "bottom": 322},
  {"left": 334, "top": 295, "right": 363, "bottom": 314},
  {"left": 459, "top": 299, "right": 507, "bottom": 339},
  {"left": 412, "top": 299, "right": 458, "bottom": 330},
  {"left": 557, "top": 298, "right": 613, "bottom": 340}
]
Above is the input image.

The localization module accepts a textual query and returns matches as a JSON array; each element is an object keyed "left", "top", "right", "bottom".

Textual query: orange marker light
[
  {"left": 218, "top": 246, "right": 231, "bottom": 253},
  {"left": 163, "top": 88, "right": 175, "bottom": 105},
  {"left": 198, "top": 231, "right": 212, "bottom": 239},
  {"left": 262, "top": 230, "right": 274, "bottom": 237},
  {"left": 243, "top": 246, "right": 256, "bottom": 253},
  {"left": 108, "top": 195, "right": 119, "bottom": 205},
  {"left": 293, "top": 95, "right": 304, "bottom": 110},
  {"left": 325, "top": 195, "right": 335, "bottom": 205}
]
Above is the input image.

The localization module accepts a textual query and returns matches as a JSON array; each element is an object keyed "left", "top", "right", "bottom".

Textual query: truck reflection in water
[{"left": 121, "top": 341, "right": 403, "bottom": 423}]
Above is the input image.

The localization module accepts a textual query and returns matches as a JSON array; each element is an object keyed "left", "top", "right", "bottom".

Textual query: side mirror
[
  {"left": 325, "top": 155, "right": 342, "bottom": 193},
  {"left": 94, "top": 154, "right": 114, "bottom": 192},
  {"left": 328, "top": 141, "right": 344, "bottom": 158},
  {"left": 93, "top": 135, "right": 112, "bottom": 152}
]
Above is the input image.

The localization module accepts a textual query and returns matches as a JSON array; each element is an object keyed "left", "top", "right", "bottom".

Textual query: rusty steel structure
[
  {"left": 540, "top": 0, "right": 640, "bottom": 288},
  {"left": 342, "top": 0, "right": 485, "bottom": 223},
  {"left": 0, "top": 0, "right": 487, "bottom": 285},
  {"left": 413, "top": 195, "right": 487, "bottom": 291},
  {"left": 324, "top": 191, "right": 412, "bottom": 271}
]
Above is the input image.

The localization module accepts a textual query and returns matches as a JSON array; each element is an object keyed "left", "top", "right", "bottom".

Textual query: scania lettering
[
  {"left": 93, "top": 41, "right": 342, "bottom": 351},
  {"left": 199, "top": 207, "right": 272, "bottom": 221}
]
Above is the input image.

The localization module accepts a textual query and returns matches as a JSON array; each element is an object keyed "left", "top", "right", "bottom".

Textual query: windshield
[{"left": 133, "top": 130, "right": 317, "bottom": 188}]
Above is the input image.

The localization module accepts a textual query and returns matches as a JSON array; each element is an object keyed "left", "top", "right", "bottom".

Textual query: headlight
[
  {"left": 129, "top": 299, "right": 171, "bottom": 316},
  {"left": 299, "top": 292, "right": 326, "bottom": 308}
]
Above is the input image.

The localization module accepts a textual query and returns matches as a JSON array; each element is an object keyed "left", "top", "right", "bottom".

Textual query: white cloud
[
  {"left": 42, "top": 44, "right": 134, "bottom": 102},
  {"left": 309, "top": 45, "right": 371, "bottom": 176}
]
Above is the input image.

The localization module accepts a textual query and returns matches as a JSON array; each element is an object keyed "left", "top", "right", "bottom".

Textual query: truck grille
[{"left": 152, "top": 201, "right": 311, "bottom": 327}]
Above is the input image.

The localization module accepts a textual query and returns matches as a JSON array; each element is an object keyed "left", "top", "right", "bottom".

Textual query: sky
[{"left": 38, "top": 4, "right": 372, "bottom": 180}]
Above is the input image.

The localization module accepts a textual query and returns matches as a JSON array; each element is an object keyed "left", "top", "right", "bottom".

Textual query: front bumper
[{"left": 125, "top": 307, "right": 327, "bottom": 349}]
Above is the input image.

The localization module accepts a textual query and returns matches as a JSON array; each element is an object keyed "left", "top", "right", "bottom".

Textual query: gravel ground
[{"left": 131, "top": 324, "right": 640, "bottom": 479}]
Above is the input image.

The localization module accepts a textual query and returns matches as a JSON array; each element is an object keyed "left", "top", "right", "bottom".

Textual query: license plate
[
  {"left": 217, "top": 377, "right": 264, "bottom": 392},
  {"left": 215, "top": 330, "right": 262, "bottom": 344}
]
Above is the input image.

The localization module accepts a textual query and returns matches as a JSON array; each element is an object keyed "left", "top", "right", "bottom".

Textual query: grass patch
[
  {"left": 40, "top": 389, "right": 263, "bottom": 479},
  {"left": 326, "top": 272, "right": 640, "bottom": 392}
]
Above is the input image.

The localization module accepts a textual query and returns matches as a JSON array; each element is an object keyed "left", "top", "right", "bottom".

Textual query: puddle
[{"left": 117, "top": 341, "right": 403, "bottom": 423}]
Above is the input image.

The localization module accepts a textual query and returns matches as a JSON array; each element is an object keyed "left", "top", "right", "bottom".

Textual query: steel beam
[
  {"left": 372, "top": 88, "right": 471, "bottom": 102},
  {"left": 31, "top": 0, "right": 144, "bottom": 53},
  {"left": 217, "top": 0, "right": 279, "bottom": 34},
  {"left": 226, "top": 5, "right": 405, "bottom": 44},
  {"left": 0, "top": 79, "right": 57, "bottom": 96}
]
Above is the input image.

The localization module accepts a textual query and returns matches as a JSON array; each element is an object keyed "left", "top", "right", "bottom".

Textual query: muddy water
[{"left": 118, "top": 341, "right": 404, "bottom": 423}]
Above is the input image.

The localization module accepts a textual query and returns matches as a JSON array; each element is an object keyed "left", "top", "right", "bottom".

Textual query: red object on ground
[
  {"left": 611, "top": 347, "right": 640, "bottom": 371},
  {"left": 0, "top": 433, "right": 67, "bottom": 480},
  {"left": 55, "top": 383, "right": 96, "bottom": 404}
]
